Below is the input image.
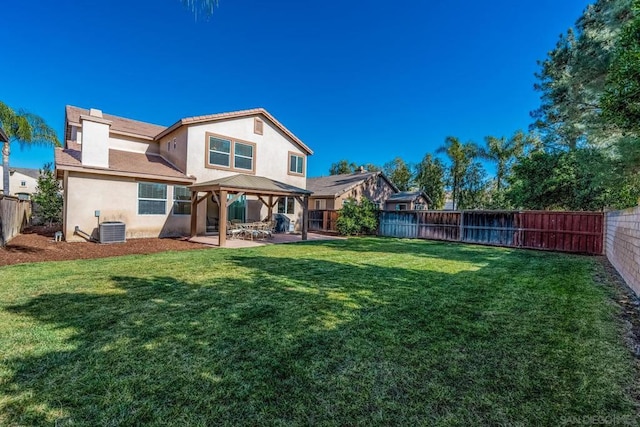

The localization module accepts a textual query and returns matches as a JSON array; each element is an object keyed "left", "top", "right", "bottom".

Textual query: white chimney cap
[{"left": 89, "top": 108, "right": 103, "bottom": 118}]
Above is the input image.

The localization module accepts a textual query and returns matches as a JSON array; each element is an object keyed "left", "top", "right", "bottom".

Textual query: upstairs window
[
  {"left": 173, "top": 186, "right": 191, "bottom": 215},
  {"left": 206, "top": 133, "right": 256, "bottom": 173},
  {"left": 138, "top": 183, "right": 167, "bottom": 215},
  {"left": 289, "top": 152, "right": 304, "bottom": 175},
  {"left": 234, "top": 142, "right": 254, "bottom": 171},
  {"left": 209, "top": 136, "right": 231, "bottom": 168},
  {"left": 20, "top": 181, "right": 26, "bottom": 187}
]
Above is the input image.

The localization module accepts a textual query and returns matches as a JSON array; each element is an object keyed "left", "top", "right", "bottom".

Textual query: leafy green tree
[
  {"left": 360, "top": 163, "right": 381, "bottom": 173},
  {"left": 383, "top": 157, "right": 412, "bottom": 191},
  {"left": 507, "top": 149, "right": 638, "bottom": 210},
  {"left": 458, "top": 162, "right": 489, "bottom": 209},
  {"left": 329, "top": 160, "right": 358, "bottom": 175},
  {"left": 32, "top": 163, "right": 63, "bottom": 226},
  {"left": 336, "top": 198, "right": 378, "bottom": 236},
  {"left": 602, "top": 0, "right": 640, "bottom": 156},
  {"left": 0, "top": 101, "right": 60, "bottom": 195},
  {"left": 531, "top": 0, "right": 632, "bottom": 149},
  {"left": 436, "top": 137, "right": 478, "bottom": 210},
  {"left": 414, "top": 154, "right": 445, "bottom": 209}
]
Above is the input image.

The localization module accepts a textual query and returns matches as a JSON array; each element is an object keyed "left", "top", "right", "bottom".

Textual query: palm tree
[
  {"left": 0, "top": 101, "right": 60, "bottom": 195},
  {"left": 436, "top": 136, "right": 478, "bottom": 210},
  {"left": 478, "top": 131, "right": 527, "bottom": 193},
  {"left": 182, "top": 0, "right": 219, "bottom": 17}
]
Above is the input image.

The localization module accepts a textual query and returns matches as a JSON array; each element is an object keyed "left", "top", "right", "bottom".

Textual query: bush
[{"left": 336, "top": 198, "right": 378, "bottom": 236}]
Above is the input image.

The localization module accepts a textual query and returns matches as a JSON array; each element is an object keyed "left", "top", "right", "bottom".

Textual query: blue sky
[{"left": 2, "top": 0, "right": 591, "bottom": 177}]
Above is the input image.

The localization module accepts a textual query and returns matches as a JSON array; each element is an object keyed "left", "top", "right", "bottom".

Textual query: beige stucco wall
[
  {"left": 186, "top": 116, "right": 308, "bottom": 227},
  {"left": 606, "top": 206, "right": 640, "bottom": 295},
  {"left": 158, "top": 127, "right": 188, "bottom": 173},
  {"left": 64, "top": 172, "right": 190, "bottom": 242},
  {"left": 109, "top": 135, "right": 159, "bottom": 154}
]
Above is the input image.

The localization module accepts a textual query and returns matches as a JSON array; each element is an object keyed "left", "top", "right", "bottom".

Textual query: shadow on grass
[{"left": 0, "top": 244, "right": 635, "bottom": 425}]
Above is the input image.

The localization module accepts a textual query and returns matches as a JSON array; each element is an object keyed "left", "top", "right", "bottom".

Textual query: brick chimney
[{"left": 80, "top": 109, "right": 112, "bottom": 168}]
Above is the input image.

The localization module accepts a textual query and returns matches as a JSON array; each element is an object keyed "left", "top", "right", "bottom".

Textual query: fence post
[{"left": 459, "top": 211, "right": 465, "bottom": 242}]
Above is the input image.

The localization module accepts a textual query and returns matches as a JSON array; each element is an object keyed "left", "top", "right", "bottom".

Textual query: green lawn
[{"left": 0, "top": 238, "right": 637, "bottom": 426}]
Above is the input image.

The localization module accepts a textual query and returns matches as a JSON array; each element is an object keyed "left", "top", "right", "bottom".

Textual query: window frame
[
  {"left": 277, "top": 197, "right": 295, "bottom": 214},
  {"left": 288, "top": 151, "right": 305, "bottom": 176},
  {"left": 138, "top": 182, "right": 167, "bottom": 215},
  {"left": 172, "top": 185, "right": 191, "bottom": 216},
  {"left": 205, "top": 132, "right": 256, "bottom": 174},
  {"left": 19, "top": 180, "right": 27, "bottom": 187}
]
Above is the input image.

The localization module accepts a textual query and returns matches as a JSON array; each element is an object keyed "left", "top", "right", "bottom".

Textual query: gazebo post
[
  {"left": 219, "top": 189, "right": 228, "bottom": 247},
  {"left": 302, "top": 195, "right": 309, "bottom": 241},
  {"left": 190, "top": 192, "right": 198, "bottom": 238},
  {"left": 268, "top": 195, "right": 273, "bottom": 221}
]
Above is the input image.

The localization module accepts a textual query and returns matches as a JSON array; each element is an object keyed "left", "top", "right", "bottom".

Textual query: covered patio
[{"left": 188, "top": 174, "right": 312, "bottom": 247}]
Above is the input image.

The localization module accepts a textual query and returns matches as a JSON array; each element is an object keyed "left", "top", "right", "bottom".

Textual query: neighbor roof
[
  {"left": 157, "top": 108, "right": 313, "bottom": 155},
  {"left": 387, "top": 191, "right": 432, "bottom": 203},
  {"left": 190, "top": 174, "right": 312, "bottom": 196},
  {"left": 8, "top": 167, "right": 40, "bottom": 180},
  {"left": 306, "top": 171, "right": 398, "bottom": 198},
  {"left": 65, "top": 106, "right": 167, "bottom": 140},
  {"left": 55, "top": 141, "right": 193, "bottom": 183}
]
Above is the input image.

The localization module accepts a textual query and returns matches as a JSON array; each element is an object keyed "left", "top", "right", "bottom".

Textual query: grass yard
[{"left": 0, "top": 238, "right": 637, "bottom": 426}]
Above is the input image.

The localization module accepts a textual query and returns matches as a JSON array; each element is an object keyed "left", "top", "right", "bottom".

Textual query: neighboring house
[
  {"left": 384, "top": 191, "right": 431, "bottom": 211},
  {"left": 306, "top": 170, "right": 398, "bottom": 210},
  {"left": 55, "top": 106, "right": 313, "bottom": 242},
  {"left": 0, "top": 166, "right": 40, "bottom": 199}
]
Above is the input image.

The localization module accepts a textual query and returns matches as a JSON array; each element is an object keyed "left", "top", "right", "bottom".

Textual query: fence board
[
  {"left": 308, "top": 210, "right": 339, "bottom": 233},
  {"left": 378, "top": 209, "right": 604, "bottom": 255}
]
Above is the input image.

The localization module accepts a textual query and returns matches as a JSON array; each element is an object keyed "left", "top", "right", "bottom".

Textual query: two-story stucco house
[
  {"left": 0, "top": 166, "right": 40, "bottom": 199},
  {"left": 55, "top": 106, "right": 313, "bottom": 244}
]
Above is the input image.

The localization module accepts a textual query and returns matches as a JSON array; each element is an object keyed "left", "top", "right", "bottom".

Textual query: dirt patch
[
  {"left": 0, "top": 226, "right": 211, "bottom": 267},
  {"left": 595, "top": 257, "right": 640, "bottom": 406}
]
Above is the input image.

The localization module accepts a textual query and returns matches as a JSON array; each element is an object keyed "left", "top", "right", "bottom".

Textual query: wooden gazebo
[{"left": 188, "top": 174, "right": 312, "bottom": 247}]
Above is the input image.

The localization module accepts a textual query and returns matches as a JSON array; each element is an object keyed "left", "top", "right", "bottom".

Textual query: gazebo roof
[{"left": 189, "top": 174, "right": 312, "bottom": 197}]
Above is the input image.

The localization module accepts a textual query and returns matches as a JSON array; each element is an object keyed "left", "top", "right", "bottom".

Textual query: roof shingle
[{"left": 66, "top": 106, "right": 166, "bottom": 139}]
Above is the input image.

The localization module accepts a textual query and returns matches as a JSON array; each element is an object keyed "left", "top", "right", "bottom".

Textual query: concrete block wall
[{"left": 606, "top": 206, "right": 640, "bottom": 295}]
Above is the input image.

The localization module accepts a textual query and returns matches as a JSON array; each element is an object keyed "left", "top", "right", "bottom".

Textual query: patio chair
[{"left": 227, "top": 222, "right": 245, "bottom": 239}]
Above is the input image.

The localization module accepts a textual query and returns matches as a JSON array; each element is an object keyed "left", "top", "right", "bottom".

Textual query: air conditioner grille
[{"left": 100, "top": 221, "right": 126, "bottom": 244}]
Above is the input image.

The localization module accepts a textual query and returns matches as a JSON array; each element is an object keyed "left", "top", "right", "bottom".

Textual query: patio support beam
[
  {"left": 302, "top": 195, "right": 309, "bottom": 240},
  {"left": 211, "top": 191, "right": 220, "bottom": 206},
  {"left": 219, "top": 189, "right": 228, "bottom": 247},
  {"left": 190, "top": 192, "right": 198, "bottom": 238},
  {"left": 295, "top": 196, "right": 309, "bottom": 241}
]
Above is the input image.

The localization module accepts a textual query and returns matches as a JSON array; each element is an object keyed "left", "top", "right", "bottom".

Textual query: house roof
[
  {"left": 387, "top": 191, "right": 432, "bottom": 204},
  {"left": 55, "top": 141, "right": 193, "bottom": 183},
  {"left": 190, "top": 174, "right": 312, "bottom": 197},
  {"left": 306, "top": 171, "right": 398, "bottom": 198},
  {"left": 8, "top": 167, "right": 40, "bottom": 179},
  {"left": 65, "top": 105, "right": 167, "bottom": 140},
  {"left": 157, "top": 108, "right": 313, "bottom": 155}
]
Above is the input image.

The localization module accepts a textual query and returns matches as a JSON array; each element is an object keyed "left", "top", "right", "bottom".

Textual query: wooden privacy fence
[
  {"left": 378, "top": 210, "right": 604, "bottom": 255},
  {"left": 308, "top": 209, "right": 339, "bottom": 233}
]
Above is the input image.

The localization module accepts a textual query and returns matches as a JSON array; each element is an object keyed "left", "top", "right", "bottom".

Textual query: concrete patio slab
[{"left": 188, "top": 232, "right": 344, "bottom": 248}]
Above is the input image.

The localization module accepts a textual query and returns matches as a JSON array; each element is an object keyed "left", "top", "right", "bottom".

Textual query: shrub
[{"left": 336, "top": 198, "right": 378, "bottom": 236}]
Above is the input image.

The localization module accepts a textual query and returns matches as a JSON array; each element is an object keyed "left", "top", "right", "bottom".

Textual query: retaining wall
[{"left": 606, "top": 206, "right": 640, "bottom": 295}]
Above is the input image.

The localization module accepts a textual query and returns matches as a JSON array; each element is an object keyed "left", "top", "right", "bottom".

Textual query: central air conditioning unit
[{"left": 99, "top": 221, "right": 126, "bottom": 244}]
